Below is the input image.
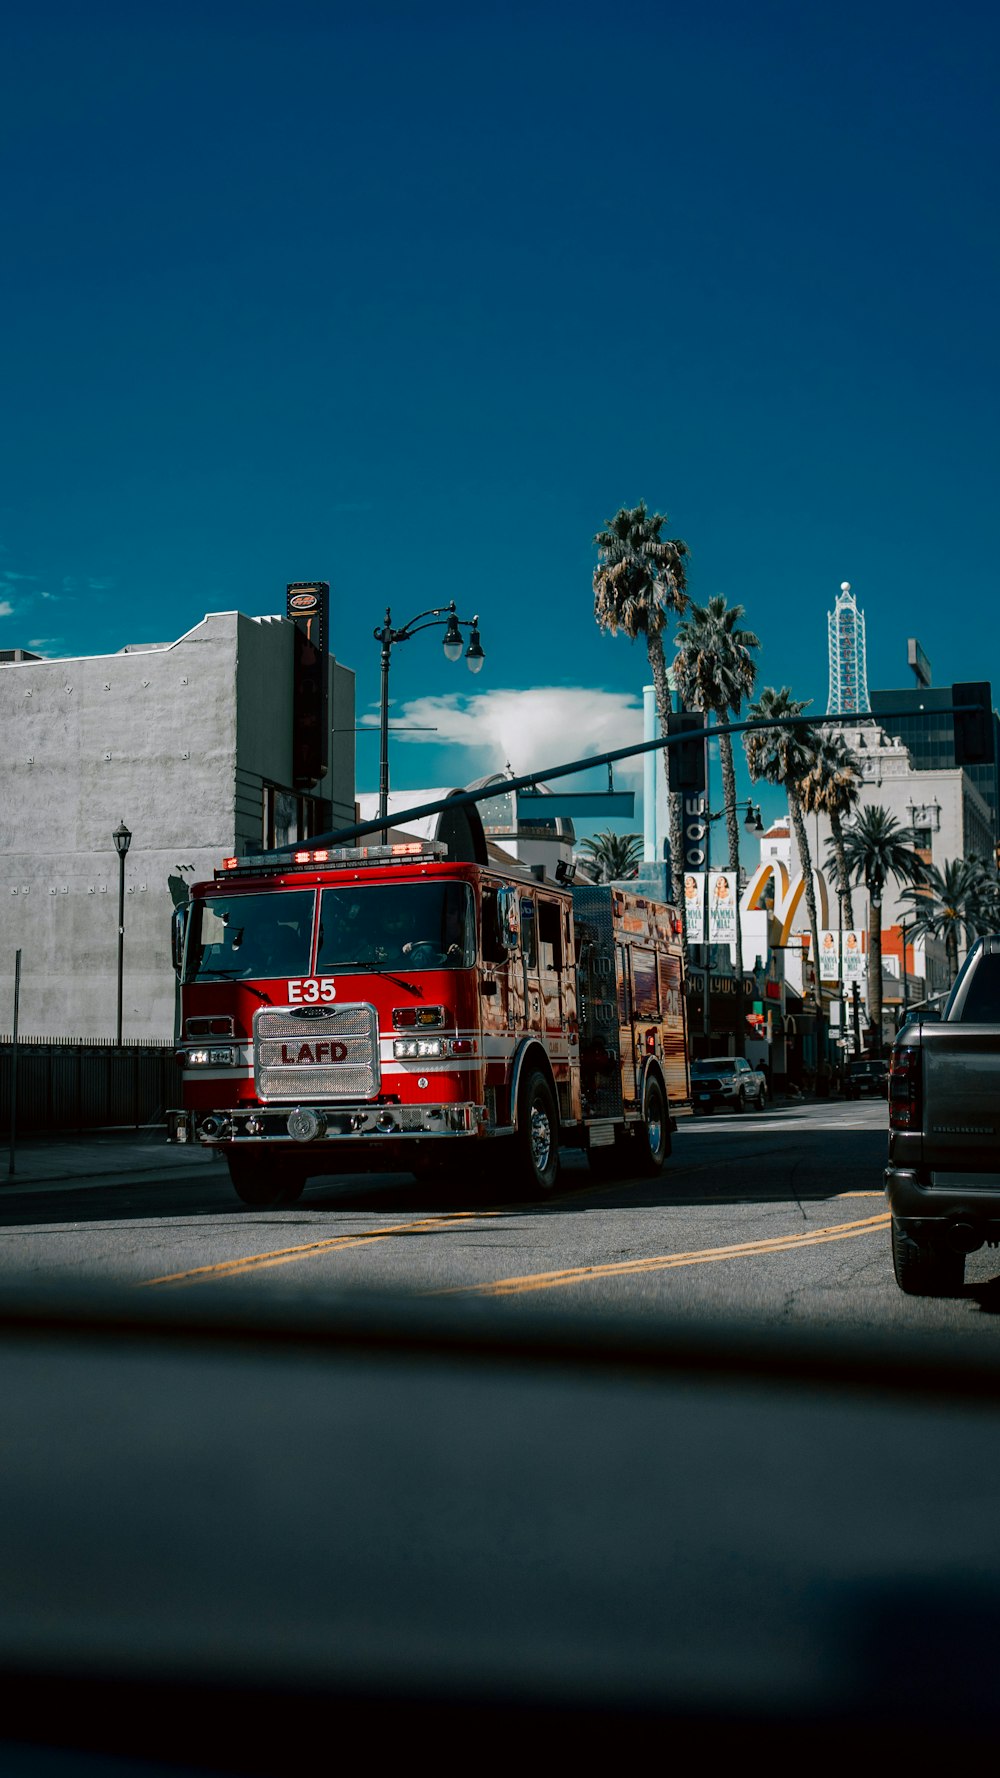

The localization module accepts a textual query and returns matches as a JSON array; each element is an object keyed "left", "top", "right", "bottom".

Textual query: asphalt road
[
  {"left": 4, "top": 1099, "right": 1000, "bottom": 1335},
  {"left": 4, "top": 1097, "right": 1000, "bottom": 1767}
]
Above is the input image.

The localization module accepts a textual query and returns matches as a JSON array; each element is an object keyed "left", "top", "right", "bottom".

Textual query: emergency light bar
[{"left": 216, "top": 840, "right": 448, "bottom": 878}]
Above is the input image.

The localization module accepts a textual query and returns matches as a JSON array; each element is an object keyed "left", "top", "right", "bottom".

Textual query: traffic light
[
  {"left": 667, "top": 711, "right": 707, "bottom": 794},
  {"left": 953, "top": 682, "right": 992, "bottom": 767}
]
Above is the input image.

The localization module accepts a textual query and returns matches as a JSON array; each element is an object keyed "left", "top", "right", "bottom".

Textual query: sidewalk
[{"left": 1, "top": 1127, "right": 222, "bottom": 1197}]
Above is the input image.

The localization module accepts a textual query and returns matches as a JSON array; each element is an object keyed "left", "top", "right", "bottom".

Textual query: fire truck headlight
[
  {"left": 416, "top": 1038, "right": 445, "bottom": 1057},
  {"left": 393, "top": 1038, "right": 419, "bottom": 1058},
  {"left": 185, "top": 1047, "right": 235, "bottom": 1067}
]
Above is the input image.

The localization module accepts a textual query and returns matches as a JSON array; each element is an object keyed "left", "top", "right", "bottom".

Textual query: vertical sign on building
[
  {"left": 287, "top": 581, "right": 330, "bottom": 789},
  {"left": 819, "top": 931, "right": 841, "bottom": 981}
]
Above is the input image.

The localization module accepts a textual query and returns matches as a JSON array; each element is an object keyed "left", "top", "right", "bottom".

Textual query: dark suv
[{"left": 844, "top": 1059, "right": 889, "bottom": 1099}]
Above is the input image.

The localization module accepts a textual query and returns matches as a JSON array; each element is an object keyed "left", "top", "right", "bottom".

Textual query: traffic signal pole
[{"left": 271, "top": 702, "right": 987, "bottom": 858}]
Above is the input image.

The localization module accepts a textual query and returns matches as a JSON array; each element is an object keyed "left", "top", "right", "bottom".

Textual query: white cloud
[
  {"left": 2, "top": 571, "right": 36, "bottom": 583},
  {"left": 365, "top": 685, "right": 645, "bottom": 781},
  {"left": 0, "top": 600, "right": 14, "bottom": 618}
]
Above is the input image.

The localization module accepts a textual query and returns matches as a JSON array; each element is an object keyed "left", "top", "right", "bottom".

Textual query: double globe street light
[{"left": 374, "top": 602, "right": 484, "bottom": 842}]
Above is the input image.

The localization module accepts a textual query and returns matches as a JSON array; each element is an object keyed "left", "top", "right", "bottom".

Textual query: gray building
[
  {"left": 1, "top": 609, "right": 355, "bottom": 1042},
  {"left": 871, "top": 683, "right": 1000, "bottom": 837}
]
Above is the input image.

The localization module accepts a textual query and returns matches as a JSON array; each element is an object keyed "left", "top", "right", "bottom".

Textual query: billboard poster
[
  {"left": 842, "top": 930, "right": 866, "bottom": 982},
  {"left": 708, "top": 871, "right": 736, "bottom": 949},
  {"left": 819, "top": 930, "right": 841, "bottom": 981},
  {"left": 684, "top": 873, "right": 705, "bottom": 943}
]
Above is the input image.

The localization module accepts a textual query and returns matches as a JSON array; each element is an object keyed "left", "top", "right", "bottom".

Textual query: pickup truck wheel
[
  {"left": 737, "top": 1087, "right": 748, "bottom": 1114},
  {"left": 634, "top": 1073, "right": 670, "bottom": 1175},
  {"left": 517, "top": 1070, "right": 560, "bottom": 1193},
  {"left": 227, "top": 1153, "right": 285, "bottom": 1207},
  {"left": 755, "top": 1084, "right": 767, "bottom": 1110},
  {"left": 891, "top": 1218, "right": 965, "bottom": 1297}
]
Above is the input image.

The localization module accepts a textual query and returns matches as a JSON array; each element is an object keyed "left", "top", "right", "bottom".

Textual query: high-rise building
[
  {"left": 827, "top": 582, "right": 871, "bottom": 716},
  {"left": 870, "top": 683, "right": 1000, "bottom": 835}
]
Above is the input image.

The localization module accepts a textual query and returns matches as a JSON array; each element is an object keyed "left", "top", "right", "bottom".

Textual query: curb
[{"left": 1, "top": 1158, "right": 223, "bottom": 1198}]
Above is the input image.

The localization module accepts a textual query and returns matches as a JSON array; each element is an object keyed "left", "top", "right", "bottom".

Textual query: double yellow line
[
  {"left": 143, "top": 1206, "right": 502, "bottom": 1287},
  {"left": 144, "top": 1200, "right": 888, "bottom": 1293},
  {"left": 439, "top": 1211, "right": 890, "bottom": 1298}
]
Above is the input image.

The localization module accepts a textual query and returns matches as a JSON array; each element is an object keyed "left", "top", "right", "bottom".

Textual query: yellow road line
[
  {"left": 143, "top": 1207, "right": 502, "bottom": 1287},
  {"left": 143, "top": 1187, "right": 887, "bottom": 1290},
  {"left": 439, "top": 1212, "right": 891, "bottom": 1298}
]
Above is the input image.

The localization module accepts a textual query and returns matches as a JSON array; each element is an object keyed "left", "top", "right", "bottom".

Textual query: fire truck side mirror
[
  {"left": 496, "top": 886, "right": 520, "bottom": 952},
  {"left": 171, "top": 904, "right": 189, "bottom": 976}
]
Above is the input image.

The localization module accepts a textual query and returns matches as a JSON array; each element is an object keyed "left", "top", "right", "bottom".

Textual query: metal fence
[{"left": 0, "top": 1038, "right": 176, "bottom": 1135}]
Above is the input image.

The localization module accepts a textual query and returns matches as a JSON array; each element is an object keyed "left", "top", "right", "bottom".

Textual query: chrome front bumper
[{"left": 168, "top": 1104, "right": 486, "bottom": 1146}]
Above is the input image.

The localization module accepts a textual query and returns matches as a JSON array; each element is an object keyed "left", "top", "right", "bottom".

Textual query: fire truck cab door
[
  {"left": 535, "top": 895, "right": 565, "bottom": 1040},
  {"left": 518, "top": 896, "right": 542, "bottom": 1033}
]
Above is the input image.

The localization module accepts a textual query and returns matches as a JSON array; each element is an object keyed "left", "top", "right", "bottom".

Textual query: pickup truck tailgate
[{"left": 920, "top": 1026, "right": 1000, "bottom": 1170}]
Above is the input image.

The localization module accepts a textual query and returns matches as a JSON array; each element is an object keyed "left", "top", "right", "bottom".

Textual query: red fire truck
[{"left": 168, "top": 839, "right": 690, "bottom": 1204}]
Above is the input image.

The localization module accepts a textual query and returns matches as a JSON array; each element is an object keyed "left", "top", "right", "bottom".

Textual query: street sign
[{"left": 517, "top": 791, "right": 635, "bottom": 817}]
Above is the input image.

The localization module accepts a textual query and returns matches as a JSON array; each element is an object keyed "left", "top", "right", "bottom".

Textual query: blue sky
[{"left": 3, "top": 0, "right": 998, "bottom": 837}]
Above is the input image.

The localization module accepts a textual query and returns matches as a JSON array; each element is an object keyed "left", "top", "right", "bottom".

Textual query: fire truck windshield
[
  {"left": 185, "top": 892, "right": 313, "bottom": 982},
  {"left": 316, "top": 881, "right": 475, "bottom": 972}
]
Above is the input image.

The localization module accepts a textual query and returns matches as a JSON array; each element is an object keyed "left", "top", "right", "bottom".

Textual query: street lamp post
[
  {"left": 374, "top": 602, "right": 484, "bottom": 842},
  {"left": 112, "top": 821, "right": 132, "bottom": 1046},
  {"left": 699, "top": 799, "right": 764, "bottom": 1046}
]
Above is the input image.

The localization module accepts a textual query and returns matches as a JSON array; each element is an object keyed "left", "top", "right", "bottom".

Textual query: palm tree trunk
[
  {"left": 720, "top": 733, "right": 745, "bottom": 1056},
  {"left": 869, "top": 895, "right": 883, "bottom": 1052},
  {"left": 829, "top": 810, "right": 855, "bottom": 929},
  {"left": 788, "top": 789, "right": 823, "bottom": 1017},
  {"left": 645, "top": 632, "right": 688, "bottom": 969}
]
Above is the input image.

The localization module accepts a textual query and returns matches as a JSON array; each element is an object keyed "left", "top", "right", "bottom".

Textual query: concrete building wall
[
  {"left": 1, "top": 611, "right": 355, "bottom": 1043},
  {"left": 794, "top": 724, "right": 992, "bottom": 934}
]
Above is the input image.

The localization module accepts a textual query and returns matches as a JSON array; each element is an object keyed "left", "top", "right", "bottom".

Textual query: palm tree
[
  {"left": 837, "top": 806, "right": 925, "bottom": 1045},
  {"left": 899, "top": 856, "right": 989, "bottom": 984},
  {"left": 578, "top": 831, "right": 644, "bottom": 883},
  {"left": 673, "top": 596, "right": 760, "bottom": 1050},
  {"left": 798, "top": 731, "right": 863, "bottom": 929},
  {"left": 593, "top": 502, "right": 689, "bottom": 928},
  {"left": 744, "top": 687, "right": 823, "bottom": 1014}
]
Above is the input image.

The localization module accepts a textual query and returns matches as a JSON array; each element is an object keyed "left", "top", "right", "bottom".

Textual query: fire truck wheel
[
  {"left": 517, "top": 1070, "right": 560, "bottom": 1193},
  {"left": 277, "top": 1171, "right": 306, "bottom": 1204},
  {"left": 635, "top": 1074, "right": 669, "bottom": 1175},
  {"left": 226, "top": 1153, "right": 285, "bottom": 1207}
]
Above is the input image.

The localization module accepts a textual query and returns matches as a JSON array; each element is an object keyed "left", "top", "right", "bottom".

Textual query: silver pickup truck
[
  {"left": 690, "top": 1056, "right": 768, "bottom": 1114},
  {"left": 887, "top": 934, "right": 1000, "bottom": 1295}
]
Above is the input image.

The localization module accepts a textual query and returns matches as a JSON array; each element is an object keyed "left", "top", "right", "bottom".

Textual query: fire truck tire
[
  {"left": 635, "top": 1073, "right": 670, "bottom": 1175},
  {"left": 226, "top": 1153, "right": 286, "bottom": 1207},
  {"left": 517, "top": 1070, "right": 560, "bottom": 1193}
]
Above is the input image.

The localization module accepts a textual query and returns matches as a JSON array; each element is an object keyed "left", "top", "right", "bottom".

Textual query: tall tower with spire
[{"left": 827, "top": 581, "right": 871, "bottom": 715}]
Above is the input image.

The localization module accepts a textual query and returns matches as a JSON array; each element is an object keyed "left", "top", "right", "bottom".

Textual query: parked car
[
  {"left": 690, "top": 1057, "right": 767, "bottom": 1113},
  {"left": 844, "top": 1059, "right": 889, "bottom": 1099}
]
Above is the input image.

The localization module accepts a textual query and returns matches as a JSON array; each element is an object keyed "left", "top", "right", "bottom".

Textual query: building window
[{"left": 262, "top": 785, "right": 332, "bottom": 849}]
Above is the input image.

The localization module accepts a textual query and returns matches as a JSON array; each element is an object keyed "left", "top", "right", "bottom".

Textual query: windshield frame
[
  {"left": 314, "top": 879, "right": 477, "bottom": 974},
  {"left": 184, "top": 889, "right": 316, "bottom": 984}
]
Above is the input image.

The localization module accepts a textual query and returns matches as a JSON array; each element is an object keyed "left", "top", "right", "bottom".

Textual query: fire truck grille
[{"left": 253, "top": 1004, "right": 380, "bottom": 1102}]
